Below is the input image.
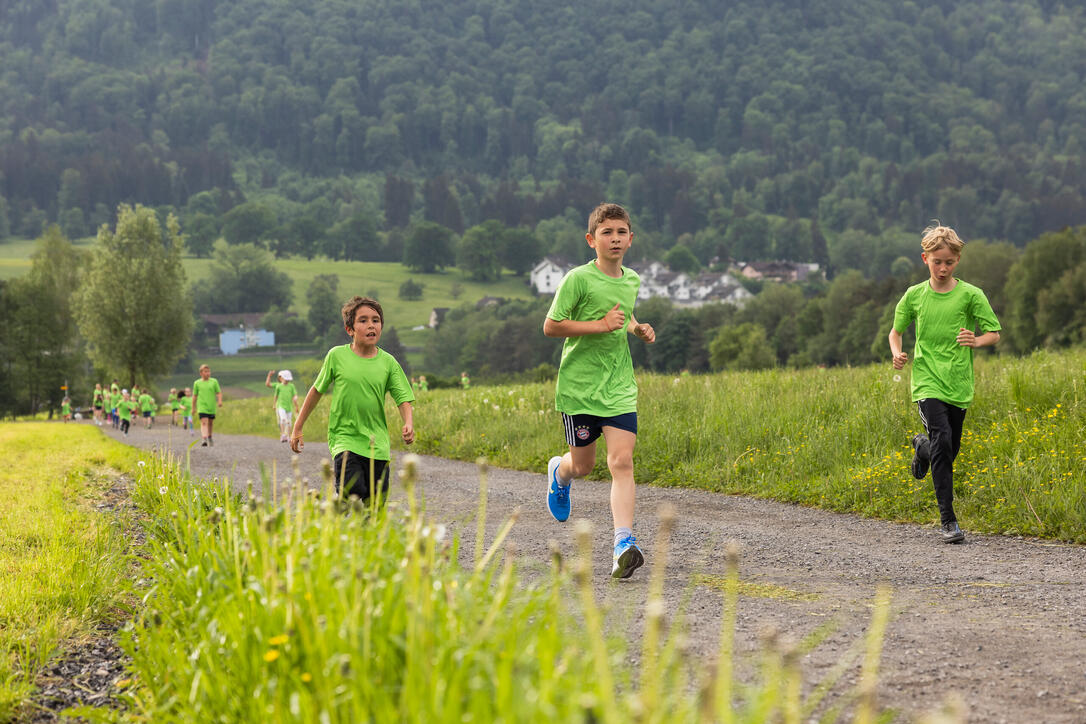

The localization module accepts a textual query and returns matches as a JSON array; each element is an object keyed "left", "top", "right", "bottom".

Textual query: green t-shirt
[
  {"left": 547, "top": 261, "right": 641, "bottom": 416},
  {"left": 893, "top": 279, "right": 1001, "bottom": 408},
  {"left": 93, "top": 389, "right": 103, "bottom": 405},
  {"left": 168, "top": 392, "right": 179, "bottom": 410},
  {"left": 110, "top": 392, "right": 121, "bottom": 410},
  {"left": 118, "top": 400, "right": 137, "bottom": 421},
  {"left": 273, "top": 381, "right": 297, "bottom": 411},
  {"left": 61, "top": 402, "right": 71, "bottom": 415},
  {"left": 138, "top": 393, "right": 155, "bottom": 413},
  {"left": 460, "top": 376, "right": 471, "bottom": 389},
  {"left": 192, "top": 377, "right": 221, "bottom": 415},
  {"left": 313, "top": 346, "right": 414, "bottom": 461}
]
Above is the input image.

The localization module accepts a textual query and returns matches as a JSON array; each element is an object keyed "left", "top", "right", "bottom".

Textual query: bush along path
[{"left": 91, "top": 419, "right": 1086, "bottom": 723}]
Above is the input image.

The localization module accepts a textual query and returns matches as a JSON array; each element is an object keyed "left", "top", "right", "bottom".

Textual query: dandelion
[
  {"left": 269, "top": 634, "right": 289, "bottom": 645},
  {"left": 300, "top": 673, "right": 312, "bottom": 683},
  {"left": 138, "top": 460, "right": 146, "bottom": 467},
  {"left": 893, "top": 374, "right": 902, "bottom": 383},
  {"left": 264, "top": 650, "right": 280, "bottom": 662},
  {"left": 159, "top": 486, "right": 168, "bottom": 495}
]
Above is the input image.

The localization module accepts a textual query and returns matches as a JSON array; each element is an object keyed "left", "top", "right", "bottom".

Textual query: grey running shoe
[
  {"left": 911, "top": 434, "right": 930, "bottom": 479},
  {"left": 941, "top": 521, "right": 965, "bottom": 544}
]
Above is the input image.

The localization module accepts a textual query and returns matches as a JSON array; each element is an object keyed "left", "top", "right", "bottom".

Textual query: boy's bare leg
[
  {"left": 602, "top": 426, "right": 636, "bottom": 530},
  {"left": 560, "top": 442, "right": 597, "bottom": 481}
]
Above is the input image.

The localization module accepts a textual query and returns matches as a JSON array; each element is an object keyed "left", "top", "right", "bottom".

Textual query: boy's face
[
  {"left": 348, "top": 305, "right": 382, "bottom": 345},
  {"left": 921, "top": 246, "right": 960, "bottom": 284},
  {"left": 200, "top": 368, "right": 210, "bottom": 380},
  {"left": 586, "top": 217, "right": 633, "bottom": 263}
]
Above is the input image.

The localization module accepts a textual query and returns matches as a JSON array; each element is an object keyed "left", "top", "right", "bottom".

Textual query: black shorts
[
  {"left": 93, "top": 404, "right": 103, "bottom": 410},
  {"left": 198, "top": 412, "right": 215, "bottom": 420},
  {"left": 561, "top": 412, "right": 638, "bottom": 447},
  {"left": 333, "top": 451, "right": 390, "bottom": 502},
  {"left": 142, "top": 411, "right": 152, "bottom": 418}
]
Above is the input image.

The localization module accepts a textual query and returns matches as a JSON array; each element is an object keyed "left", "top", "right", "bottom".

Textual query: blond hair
[
  {"left": 198, "top": 364, "right": 210, "bottom": 373},
  {"left": 921, "top": 222, "right": 964, "bottom": 255}
]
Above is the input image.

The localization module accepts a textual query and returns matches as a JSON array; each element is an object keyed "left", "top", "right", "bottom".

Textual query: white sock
[{"left": 614, "top": 527, "right": 633, "bottom": 547}]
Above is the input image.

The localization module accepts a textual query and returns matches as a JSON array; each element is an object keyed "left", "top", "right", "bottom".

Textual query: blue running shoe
[
  {"left": 611, "top": 535, "right": 644, "bottom": 579},
  {"left": 546, "top": 455, "right": 570, "bottom": 522}
]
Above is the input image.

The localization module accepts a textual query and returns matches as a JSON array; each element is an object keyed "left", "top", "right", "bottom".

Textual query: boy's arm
[
  {"left": 265, "top": 371, "right": 275, "bottom": 388},
  {"left": 190, "top": 391, "right": 197, "bottom": 415},
  {"left": 543, "top": 303, "right": 626, "bottom": 337},
  {"left": 957, "top": 329, "right": 1000, "bottom": 348},
  {"left": 888, "top": 329, "right": 908, "bottom": 369},
  {"left": 290, "top": 387, "right": 323, "bottom": 453},
  {"left": 626, "top": 313, "right": 655, "bottom": 343},
  {"left": 398, "top": 401, "right": 414, "bottom": 444}
]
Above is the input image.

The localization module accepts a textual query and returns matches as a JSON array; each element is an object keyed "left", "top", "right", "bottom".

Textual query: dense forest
[
  {"left": 2, "top": 0, "right": 1085, "bottom": 271},
  {"left": 3, "top": 1, "right": 1086, "bottom": 415}
]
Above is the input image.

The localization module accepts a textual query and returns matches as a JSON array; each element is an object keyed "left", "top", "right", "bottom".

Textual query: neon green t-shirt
[
  {"left": 118, "top": 400, "right": 137, "bottom": 421},
  {"left": 547, "top": 261, "right": 641, "bottom": 416},
  {"left": 192, "top": 378, "right": 221, "bottom": 415},
  {"left": 313, "top": 346, "right": 414, "bottom": 461},
  {"left": 61, "top": 402, "right": 71, "bottom": 415},
  {"left": 168, "top": 392, "right": 178, "bottom": 410},
  {"left": 110, "top": 392, "right": 121, "bottom": 410},
  {"left": 138, "top": 393, "right": 155, "bottom": 413},
  {"left": 273, "top": 381, "right": 297, "bottom": 411},
  {"left": 893, "top": 279, "right": 1001, "bottom": 409},
  {"left": 93, "top": 389, "right": 103, "bottom": 405}
]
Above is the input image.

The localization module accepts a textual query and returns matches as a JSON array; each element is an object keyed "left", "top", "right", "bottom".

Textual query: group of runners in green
[
  {"left": 84, "top": 382, "right": 164, "bottom": 436},
  {"left": 69, "top": 201, "right": 1000, "bottom": 577}
]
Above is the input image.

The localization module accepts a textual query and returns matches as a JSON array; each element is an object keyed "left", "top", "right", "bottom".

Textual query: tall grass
[
  {"left": 0, "top": 423, "right": 139, "bottom": 720},
  {"left": 114, "top": 453, "right": 909, "bottom": 723},
  {"left": 214, "top": 348, "right": 1086, "bottom": 541}
]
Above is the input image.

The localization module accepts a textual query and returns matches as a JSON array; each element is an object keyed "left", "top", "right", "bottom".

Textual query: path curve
[{"left": 99, "top": 422, "right": 1086, "bottom": 723}]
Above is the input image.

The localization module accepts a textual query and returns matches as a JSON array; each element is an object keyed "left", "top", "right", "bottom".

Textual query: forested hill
[{"left": 1, "top": 0, "right": 1085, "bottom": 268}]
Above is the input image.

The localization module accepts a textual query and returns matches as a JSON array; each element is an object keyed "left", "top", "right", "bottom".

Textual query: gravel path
[{"left": 89, "top": 422, "right": 1086, "bottom": 722}]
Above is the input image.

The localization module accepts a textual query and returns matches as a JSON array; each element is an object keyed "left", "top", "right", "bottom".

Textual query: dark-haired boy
[
  {"left": 543, "top": 202, "right": 655, "bottom": 578},
  {"left": 291, "top": 296, "right": 415, "bottom": 504}
]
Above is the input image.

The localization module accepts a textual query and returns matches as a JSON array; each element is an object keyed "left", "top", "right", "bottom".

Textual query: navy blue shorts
[{"left": 561, "top": 412, "right": 637, "bottom": 447}]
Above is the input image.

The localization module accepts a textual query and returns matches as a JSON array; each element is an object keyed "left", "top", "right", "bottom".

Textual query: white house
[
  {"left": 529, "top": 256, "right": 576, "bottom": 295},
  {"left": 219, "top": 327, "right": 275, "bottom": 355}
]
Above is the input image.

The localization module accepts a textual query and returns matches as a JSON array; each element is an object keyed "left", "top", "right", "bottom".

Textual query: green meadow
[{"left": 215, "top": 347, "right": 1086, "bottom": 542}]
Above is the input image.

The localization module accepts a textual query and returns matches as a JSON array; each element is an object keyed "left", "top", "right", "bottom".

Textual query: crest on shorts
[{"left": 575, "top": 426, "right": 590, "bottom": 440}]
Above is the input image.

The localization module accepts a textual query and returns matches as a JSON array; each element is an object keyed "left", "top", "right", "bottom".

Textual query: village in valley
[{"left": 527, "top": 256, "right": 822, "bottom": 307}]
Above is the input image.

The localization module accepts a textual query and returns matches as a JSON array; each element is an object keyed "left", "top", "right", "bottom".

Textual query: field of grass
[
  {"left": 213, "top": 347, "right": 1086, "bottom": 542},
  {"left": 105, "top": 451, "right": 897, "bottom": 723},
  {"left": 0, "top": 423, "right": 141, "bottom": 720},
  {"left": 0, "top": 236, "right": 96, "bottom": 280},
  {"left": 2, "top": 237, "right": 534, "bottom": 329}
]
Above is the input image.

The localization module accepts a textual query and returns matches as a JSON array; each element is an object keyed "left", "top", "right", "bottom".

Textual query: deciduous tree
[{"left": 76, "top": 205, "right": 193, "bottom": 387}]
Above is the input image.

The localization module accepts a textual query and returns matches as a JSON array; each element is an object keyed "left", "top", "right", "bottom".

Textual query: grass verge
[
  {"left": 106, "top": 453, "right": 906, "bottom": 722},
  {"left": 0, "top": 423, "right": 141, "bottom": 720},
  {"left": 213, "top": 347, "right": 1086, "bottom": 542}
]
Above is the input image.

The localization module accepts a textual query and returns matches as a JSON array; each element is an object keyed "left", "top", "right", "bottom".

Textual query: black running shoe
[
  {"left": 910, "top": 434, "right": 930, "bottom": 479},
  {"left": 941, "top": 521, "right": 965, "bottom": 544}
]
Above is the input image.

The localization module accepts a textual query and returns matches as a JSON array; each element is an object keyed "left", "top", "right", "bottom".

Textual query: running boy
[
  {"left": 265, "top": 369, "right": 299, "bottom": 442},
  {"left": 543, "top": 202, "right": 655, "bottom": 578},
  {"left": 138, "top": 388, "right": 156, "bottom": 429},
  {"left": 168, "top": 388, "right": 180, "bottom": 426},
  {"left": 192, "top": 365, "right": 223, "bottom": 446},
  {"left": 92, "top": 383, "right": 104, "bottom": 426},
  {"left": 889, "top": 223, "right": 1001, "bottom": 543},
  {"left": 180, "top": 388, "right": 193, "bottom": 433},
  {"left": 61, "top": 397, "right": 72, "bottom": 422},
  {"left": 290, "top": 296, "right": 414, "bottom": 504},
  {"left": 117, "top": 390, "right": 137, "bottom": 436}
]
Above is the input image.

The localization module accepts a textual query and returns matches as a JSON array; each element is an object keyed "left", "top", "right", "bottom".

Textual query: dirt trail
[{"left": 100, "top": 422, "right": 1086, "bottom": 723}]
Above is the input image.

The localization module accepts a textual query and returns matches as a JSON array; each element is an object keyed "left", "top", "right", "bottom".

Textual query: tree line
[
  {"left": 420, "top": 225, "right": 1086, "bottom": 379},
  {"left": 2, "top": 0, "right": 1086, "bottom": 274}
]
